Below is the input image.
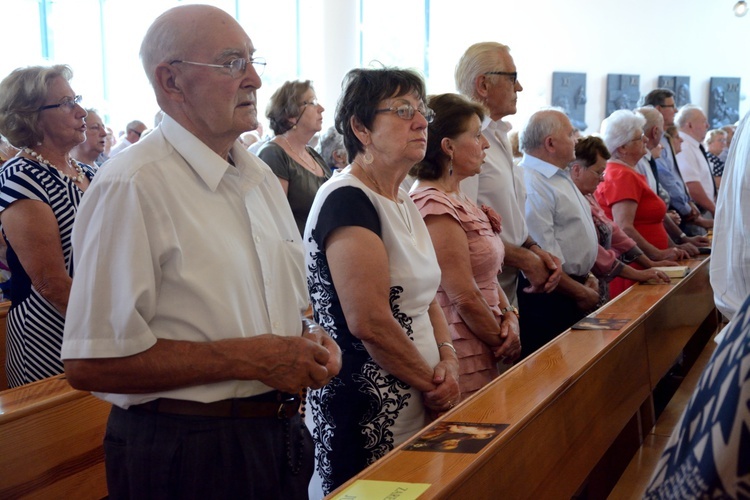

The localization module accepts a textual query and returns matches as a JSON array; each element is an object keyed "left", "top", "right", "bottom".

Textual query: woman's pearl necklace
[{"left": 24, "top": 147, "right": 85, "bottom": 183}]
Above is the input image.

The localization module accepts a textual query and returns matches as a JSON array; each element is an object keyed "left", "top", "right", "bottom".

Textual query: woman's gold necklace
[{"left": 280, "top": 135, "right": 321, "bottom": 175}]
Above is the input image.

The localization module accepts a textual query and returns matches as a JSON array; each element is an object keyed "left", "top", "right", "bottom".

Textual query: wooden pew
[
  {"left": 608, "top": 328, "right": 719, "bottom": 499},
  {"left": 0, "top": 299, "right": 10, "bottom": 390},
  {"left": 327, "top": 257, "right": 716, "bottom": 499},
  {"left": 0, "top": 375, "right": 110, "bottom": 499}
]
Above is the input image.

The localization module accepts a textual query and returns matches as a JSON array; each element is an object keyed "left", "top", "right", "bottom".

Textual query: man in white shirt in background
[
  {"left": 108, "top": 119, "right": 147, "bottom": 158},
  {"left": 676, "top": 105, "right": 717, "bottom": 216},
  {"left": 518, "top": 109, "right": 599, "bottom": 357},
  {"left": 454, "top": 42, "right": 561, "bottom": 315}
]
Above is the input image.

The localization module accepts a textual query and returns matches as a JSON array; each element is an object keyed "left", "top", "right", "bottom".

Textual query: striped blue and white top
[{"left": 0, "top": 156, "right": 95, "bottom": 387}]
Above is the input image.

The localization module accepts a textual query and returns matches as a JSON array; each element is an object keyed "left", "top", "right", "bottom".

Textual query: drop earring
[
  {"left": 363, "top": 148, "right": 374, "bottom": 165},
  {"left": 449, "top": 156, "right": 453, "bottom": 176}
]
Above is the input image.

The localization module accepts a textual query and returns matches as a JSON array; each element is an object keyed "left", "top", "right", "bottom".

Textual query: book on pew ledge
[{"left": 652, "top": 265, "right": 690, "bottom": 278}]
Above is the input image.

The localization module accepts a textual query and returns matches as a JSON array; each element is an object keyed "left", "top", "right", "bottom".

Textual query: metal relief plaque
[
  {"left": 552, "top": 72, "right": 587, "bottom": 131},
  {"left": 708, "top": 77, "right": 741, "bottom": 128},
  {"left": 606, "top": 74, "right": 640, "bottom": 117},
  {"left": 658, "top": 75, "right": 691, "bottom": 107}
]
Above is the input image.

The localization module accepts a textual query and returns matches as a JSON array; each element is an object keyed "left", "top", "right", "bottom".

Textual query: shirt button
[
  {"left": 254, "top": 236, "right": 261, "bottom": 243},
  {"left": 272, "top": 321, "right": 280, "bottom": 329}
]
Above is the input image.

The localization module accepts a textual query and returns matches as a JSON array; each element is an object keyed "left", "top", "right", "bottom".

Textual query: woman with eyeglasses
[
  {"left": 303, "top": 68, "right": 460, "bottom": 497},
  {"left": 0, "top": 64, "right": 95, "bottom": 387},
  {"left": 595, "top": 110, "right": 689, "bottom": 298},
  {"left": 258, "top": 80, "right": 332, "bottom": 236},
  {"left": 409, "top": 93, "right": 520, "bottom": 398},
  {"left": 570, "top": 136, "right": 673, "bottom": 305},
  {"left": 704, "top": 128, "right": 728, "bottom": 190}
]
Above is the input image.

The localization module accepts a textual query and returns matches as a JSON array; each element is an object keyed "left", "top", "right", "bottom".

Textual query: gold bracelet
[{"left": 437, "top": 342, "right": 458, "bottom": 357}]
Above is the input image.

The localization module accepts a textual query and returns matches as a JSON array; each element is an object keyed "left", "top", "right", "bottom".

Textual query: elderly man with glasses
[
  {"left": 61, "top": 5, "right": 341, "bottom": 498},
  {"left": 644, "top": 88, "right": 712, "bottom": 236},
  {"left": 454, "top": 42, "right": 562, "bottom": 339}
]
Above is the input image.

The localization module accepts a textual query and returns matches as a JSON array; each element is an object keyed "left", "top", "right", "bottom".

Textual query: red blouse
[{"left": 594, "top": 161, "right": 669, "bottom": 250}]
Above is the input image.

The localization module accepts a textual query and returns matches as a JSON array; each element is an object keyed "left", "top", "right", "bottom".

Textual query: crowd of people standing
[{"left": 0, "top": 4, "right": 744, "bottom": 498}]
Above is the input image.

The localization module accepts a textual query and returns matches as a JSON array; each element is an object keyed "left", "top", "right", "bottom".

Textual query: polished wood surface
[
  {"left": 609, "top": 327, "right": 719, "bottom": 499},
  {"left": 0, "top": 299, "right": 10, "bottom": 390},
  {"left": 0, "top": 375, "right": 110, "bottom": 499},
  {"left": 0, "top": 258, "right": 713, "bottom": 499},
  {"left": 328, "top": 257, "right": 715, "bottom": 499}
]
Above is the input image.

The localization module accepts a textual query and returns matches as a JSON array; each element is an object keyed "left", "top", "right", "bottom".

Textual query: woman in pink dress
[{"left": 410, "top": 93, "right": 520, "bottom": 399}]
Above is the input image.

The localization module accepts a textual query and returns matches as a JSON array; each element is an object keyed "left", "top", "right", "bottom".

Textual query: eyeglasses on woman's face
[
  {"left": 374, "top": 102, "right": 435, "bottom": 123},
  {"left": 38, "top": 94, "right": 82, "bottom": 112}
]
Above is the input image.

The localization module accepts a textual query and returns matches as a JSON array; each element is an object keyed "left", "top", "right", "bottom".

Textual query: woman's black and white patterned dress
[
  {"left": 304, "top": 166, "right": 441, "bottom": 497},
  {"left": 0, "top": 157, "right": 95, "bottom": 387},
  {"left": 706, "top": 151, "right": 725, "bottom": 178}
]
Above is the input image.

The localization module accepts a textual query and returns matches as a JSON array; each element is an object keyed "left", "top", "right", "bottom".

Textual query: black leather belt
[{"left": 129, "top": 391, "right": 300, "bottom": 419}]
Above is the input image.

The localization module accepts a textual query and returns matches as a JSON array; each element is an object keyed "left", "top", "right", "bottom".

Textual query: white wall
[
  {"left": 423, "top": 0, "right": 750, "bottom": 133},
  {"left": 4, "top": 0, "right": 748, "bottom": 136}
]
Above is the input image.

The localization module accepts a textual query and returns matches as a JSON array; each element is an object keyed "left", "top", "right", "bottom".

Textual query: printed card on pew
[{"left": 404, "top": 421, "right": 508, "bottom": 454}]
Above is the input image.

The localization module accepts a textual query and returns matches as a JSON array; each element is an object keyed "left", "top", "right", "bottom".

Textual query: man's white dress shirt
[
  {"left": 62, "top": 114, "right": 308, "bottom": 408},
  {"left": 521, "top": 154, "right": 598, "bottom": 277}
]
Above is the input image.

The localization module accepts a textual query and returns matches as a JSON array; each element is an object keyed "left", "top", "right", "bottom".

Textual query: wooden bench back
[
  {"left": 328, "top": 257, "right": 715, "bottom": 499},
  {"left": 0, "top": 375, "right": 110, "bottom": 499}
]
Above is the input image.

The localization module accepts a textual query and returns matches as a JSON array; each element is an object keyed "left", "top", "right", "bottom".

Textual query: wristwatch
[{"left": 500, "top": 305, "right": 519, "bottom": 318}]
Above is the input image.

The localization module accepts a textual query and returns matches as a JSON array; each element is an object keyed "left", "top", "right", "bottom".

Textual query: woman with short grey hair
[
  {"left": 317, "top": 126, "right": 347, "bottom": 171},
  {"left": 0, "top": 64, "right": 96, "bottom": 386},
  {"left": 705, "top": 128, "right": 728, "bottom": 189},
  {"left": 595, "top": 110, "right": 688, "bottom": 297}
]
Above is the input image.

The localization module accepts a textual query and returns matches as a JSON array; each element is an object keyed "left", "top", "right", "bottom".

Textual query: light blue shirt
[
  {"left": 655, "top": 134, "right": 692, "bottom": 216},
  {"left": 521, "top": 154, "right": 598, "bottom": 276}
]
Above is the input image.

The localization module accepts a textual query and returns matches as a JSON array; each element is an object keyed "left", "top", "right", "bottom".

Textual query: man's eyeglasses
[
  {"left": 39, "top": 95, "right": 82, "bottom": 112},
  {"left": 484, "top": 71, "right": 518, "bottom": 85},
  {"left": 170, "top": 57, "right": 267, "bottom": 78},
  {"left": 374, "top": 103, "right": 435, "bottom": 123}
]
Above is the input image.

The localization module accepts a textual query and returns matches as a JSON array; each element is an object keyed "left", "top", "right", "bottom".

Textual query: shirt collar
[
  {"left": 679, "top": 130, "right": 700, "bottom": 147},
  {"left": 483, "top": 116, "right": 513, "bottom": 134},
  {"left": 160, "top": 114, "right": 264, "bottom": 192},
  {"left": 519, "top": 153, "right": 564, "bottom": 179}
]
